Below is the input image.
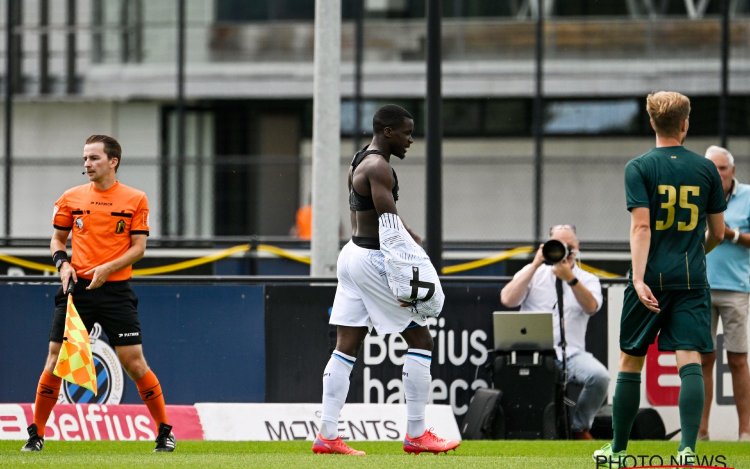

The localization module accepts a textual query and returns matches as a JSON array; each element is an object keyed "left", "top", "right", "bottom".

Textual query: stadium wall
[
  {"left": 0, "top": 281, "right": 604, "bottom": 414},
  {"left": 0, "top": 284, "right": 266, "bottom": 404},
  {"left": 0, "top": 281, "right": 744, "bottom": 440}
]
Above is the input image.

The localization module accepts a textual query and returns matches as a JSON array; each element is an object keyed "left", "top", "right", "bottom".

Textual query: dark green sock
[
  {"left": 612, "top": 371, "right": 641, "bottom": 453},
  {"left": 678, "top": 363, "right": 704, "bottom": 452}
]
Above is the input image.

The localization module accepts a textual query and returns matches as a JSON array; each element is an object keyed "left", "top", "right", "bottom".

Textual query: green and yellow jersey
[{"left": 625, "top": 146, "right": 726, "bottom": 290}]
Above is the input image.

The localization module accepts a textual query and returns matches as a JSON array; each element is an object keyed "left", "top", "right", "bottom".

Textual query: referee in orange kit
[{"left": 22, "top": 135, "right": 175, "bottom": 453}]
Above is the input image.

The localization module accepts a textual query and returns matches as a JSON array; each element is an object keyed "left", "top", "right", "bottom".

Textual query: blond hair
[{"left": 646, "top": 91, "right": 691, "bottom": 137}]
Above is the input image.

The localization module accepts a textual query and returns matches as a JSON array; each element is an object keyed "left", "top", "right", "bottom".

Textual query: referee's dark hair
[
  {"left": 373, "top": 104, "right": 413, "bottom": 135},
  {"left": 86, "top": 134, "right": 122, "bottom": 172}
]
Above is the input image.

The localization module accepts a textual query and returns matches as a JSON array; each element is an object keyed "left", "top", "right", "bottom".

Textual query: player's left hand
[{"left": 634, "top": 280, "right": 660, "bottom": 313}]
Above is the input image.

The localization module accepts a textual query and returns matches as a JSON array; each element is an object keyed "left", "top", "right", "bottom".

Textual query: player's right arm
[
  {"left": 705, "top": 212, "right": 725, "bottom": 253},
  {"left": 630, "top": 207, "right": 659, "bottom": 313},
  {"left": 51, "top": 228, "right": 77, "bottom": 292}
]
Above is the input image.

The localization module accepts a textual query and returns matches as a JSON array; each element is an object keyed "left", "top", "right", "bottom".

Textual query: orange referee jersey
[{"left": 53, "top": 181, "right": 149, "bottom": 281}]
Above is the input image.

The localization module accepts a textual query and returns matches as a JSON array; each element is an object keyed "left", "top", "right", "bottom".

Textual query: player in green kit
[{"left": 593, "top": 91, "right": 726, "bottom": 468}]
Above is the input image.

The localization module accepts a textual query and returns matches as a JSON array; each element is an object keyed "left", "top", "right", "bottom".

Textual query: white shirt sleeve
[{"left": 578, "top": 269, "right": 603, "bottom": 312}]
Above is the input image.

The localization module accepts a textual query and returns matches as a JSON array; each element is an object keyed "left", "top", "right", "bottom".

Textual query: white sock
[
  {"left": 320, "top": 351, "right": 355, "bottom": 439},
  {"left": 403, "top": 348, "right": 432, "bottom": 438}
]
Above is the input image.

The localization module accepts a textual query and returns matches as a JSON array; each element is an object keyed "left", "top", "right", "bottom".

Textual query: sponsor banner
[
  {"left": 264, "top": 284, "right": 505, "bottom": 425},
  {"left": 0, "top": 284, "right": 266, "bottom": 405},
  {"left": 0, "top": 404, "right": 203, "bottom": 441},
  {"left": 607, "top": 285, "right": 744, "bottom": 441},
  {"left": 264, "top": 285, "right": 336, "bottom": 403},
  {"left": 196, "top": 403, "right": 460, "bottom": 441}
]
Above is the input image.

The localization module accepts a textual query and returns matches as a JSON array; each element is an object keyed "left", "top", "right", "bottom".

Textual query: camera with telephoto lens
[{"left": 542, "top": 239, "right": 571, "bottom": 265}]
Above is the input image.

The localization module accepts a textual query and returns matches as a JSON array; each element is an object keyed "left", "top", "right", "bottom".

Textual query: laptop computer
[{"left": 492, "top": 311, "right": 555, "bottom": 351}]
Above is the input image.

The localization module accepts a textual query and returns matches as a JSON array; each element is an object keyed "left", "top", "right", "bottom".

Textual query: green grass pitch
[{"left": 2, "top": 440, "right": 750, "bottom": 468}]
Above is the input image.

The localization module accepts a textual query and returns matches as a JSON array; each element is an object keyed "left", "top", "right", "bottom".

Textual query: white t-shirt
[
  {"left": 378, "top": 213, "right": 444, "bottom": 317},
  {"left": 517, "top": 263, "right": 603, "bottom": 360}
]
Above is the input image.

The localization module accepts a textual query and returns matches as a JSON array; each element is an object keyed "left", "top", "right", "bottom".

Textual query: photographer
[{"left": 500, "top": 224, "right": 609, "bottom": 440}]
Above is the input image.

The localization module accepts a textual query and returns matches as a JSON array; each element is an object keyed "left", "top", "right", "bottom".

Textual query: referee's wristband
[
  {"left": 567, "top": 277, "right": 579, "bottom": 287},
  {"left": 732, "top": 229, "right": 741, "bottom": 244},
  {"left": 52, "top": 250, "right": 69, "bottom": 271}
]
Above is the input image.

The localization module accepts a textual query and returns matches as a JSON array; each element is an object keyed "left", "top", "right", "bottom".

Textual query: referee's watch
[
  {"left": 55, "top": 258, "right": 69, "bottom": 271},
  {"left": 567, "top": 277, "right": 579, "bottom": 287}
]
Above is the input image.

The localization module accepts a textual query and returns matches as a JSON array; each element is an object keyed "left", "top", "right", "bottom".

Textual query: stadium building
[
  {"left": 1, "top": 0, "right": 748, "bottom": 242},
  {"left": 3, "top": 1, "right": 750, "bottom": 447}
]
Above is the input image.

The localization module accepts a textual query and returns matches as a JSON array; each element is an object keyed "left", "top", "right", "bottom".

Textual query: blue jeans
[{"left": 563, "top": 351, "right": 610, "bottom": 431}]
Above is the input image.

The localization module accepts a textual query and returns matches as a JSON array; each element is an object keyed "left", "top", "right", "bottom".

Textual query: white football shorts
[{"left": 330, "top": 240, "right": 428, "bottom": 335}]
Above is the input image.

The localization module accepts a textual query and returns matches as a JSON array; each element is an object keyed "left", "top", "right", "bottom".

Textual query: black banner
[{"left": 265, "top": 281, "right": 609, "bottom": 425}]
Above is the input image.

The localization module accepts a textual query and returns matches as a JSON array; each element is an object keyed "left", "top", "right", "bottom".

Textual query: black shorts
[{"left": 49, "top": 279, "right": 142, "bottom": 347}]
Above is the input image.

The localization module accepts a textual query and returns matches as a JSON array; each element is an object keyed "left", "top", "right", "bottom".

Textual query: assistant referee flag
[{"left": 53, "top": 294, "right": 98, "bottom": 395}]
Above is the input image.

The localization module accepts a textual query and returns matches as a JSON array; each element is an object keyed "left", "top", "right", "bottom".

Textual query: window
[
  {"left": 485, "top": 100, "right": 530, "bottom": 136},
  {"left": 442, "top": 100, "right": 482, "bottom": 136},
  {"left": 340, "top": 99, "right": 422, "bottom": 137},
  {"left": 544, "top": 100, "right": 640, "bottom": 135}
]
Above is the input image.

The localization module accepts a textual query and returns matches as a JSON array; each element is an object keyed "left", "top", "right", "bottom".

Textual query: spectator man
[{"left": 700, "top": 145, "right": 750, "bottom": 441}]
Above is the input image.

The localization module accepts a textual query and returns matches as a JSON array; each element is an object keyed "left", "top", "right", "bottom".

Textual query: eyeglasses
[{"left": 549, "top": 224, "right": 577, "bottom": 235}]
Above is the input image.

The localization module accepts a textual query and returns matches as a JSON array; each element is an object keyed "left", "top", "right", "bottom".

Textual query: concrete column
[{"left": 311, "top": 0, "right": 341, "bottom": 276}]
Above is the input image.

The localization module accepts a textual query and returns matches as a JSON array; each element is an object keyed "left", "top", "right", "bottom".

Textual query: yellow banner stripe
[
  {"left": 257, "top": 244, "right": 311, "bottom": 265},
  {"left": 441, "top": 246, "right": 535, "bottom": 275},
  {"left": 0, "top": 254, "right": 57, "bottom": 273},
  {"left": 579, "top": 262, "right": 622, "bottom": 279},
  {"left": 0, "top": 244, "right": 622, "bottom": 278},
  {"left": 132, "top": 244, "right": 252, "bottom": 276}
]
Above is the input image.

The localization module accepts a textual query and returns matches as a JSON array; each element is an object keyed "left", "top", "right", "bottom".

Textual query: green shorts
[{"left": 620, "top": 285, "right": 713, "bottom": 356}]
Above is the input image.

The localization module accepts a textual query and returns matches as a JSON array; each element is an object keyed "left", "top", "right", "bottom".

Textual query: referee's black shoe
[
  {"left": 154, "top": 423, "right": 176, "bottom": 452},
  {"left": 21, "top": 424, "right": 44, "bottom": 452}
]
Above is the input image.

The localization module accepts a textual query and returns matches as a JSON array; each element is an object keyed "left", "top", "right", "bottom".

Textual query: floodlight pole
[
  {"left": 719, "top": 0, "right": 729, "bottom": 148},
  {"left": 425, "top": 0, "right": 443, "bottom": 271},
  {"left": 532, "top": 0, "right": 545, "bottom": 244},
  {"left": 176, "top": 0, "right": 186, "bottom": 236},
  {"left": 3, "top": 0, "right": 16, "bottom": 237},
  {"left": 353, "top": 0, "right": 364, "bottom": 152},
  {"left": 311, "top": 0, "right": 341, "bottom": 276}
]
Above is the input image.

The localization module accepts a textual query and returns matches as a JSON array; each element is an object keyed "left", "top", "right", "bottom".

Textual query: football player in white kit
[{"left": 312, "top": 104, "right": 458, "bottom": 456}]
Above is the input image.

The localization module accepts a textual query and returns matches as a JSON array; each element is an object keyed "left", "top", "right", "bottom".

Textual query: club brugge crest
[{"left": 57, "top": 322, "right": 124, "bottom": 404}]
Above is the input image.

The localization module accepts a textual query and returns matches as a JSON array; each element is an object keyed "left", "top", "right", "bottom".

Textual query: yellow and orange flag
[{"left": 53, "top": 294, "right": 98, "bottom": 395}]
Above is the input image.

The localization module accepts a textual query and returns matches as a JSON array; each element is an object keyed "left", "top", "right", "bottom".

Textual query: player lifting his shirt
[{"left": 312, "top": 104, "right": 458, "bottom": 456}]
